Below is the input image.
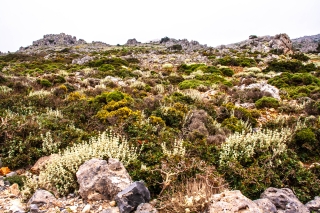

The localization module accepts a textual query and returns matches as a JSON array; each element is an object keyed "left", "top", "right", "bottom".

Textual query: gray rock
[
  {"left": 115, "top": 181, "right": 151, "bottom": 213},
  {"left": 30, "top": 204, "right": 39, "bottom": 213},
  {"left": 134, "top": 203, "right": 158, "bottom": 213},
  {"left": 72, "top": 55, "right": 93, "bottom": 65},
  {"left": 237, "top": 81, "right": 280, "bottom": 100},
  {"left": 76, "top": 158, "right": 132, "bottom": 201},
  {"left": 0, "top": 158, "right": 2, "bottom": 167},
  {"left": 126, "top": 39, "right": 141, "bottom": 46},
  {"left": 205, "top": 190, "right": 263, "bottom": 213},
  {"left": 27, "top": 189, "right": 57, "bottom": 207},
  {"left": 6, "top": 171, "right": 17, "bottom": 177},
  {"left": 254, "top": 198, "right": 277, "bottom": 213},
  {"left": 305, "top": 196, "right": 320, "bottom": 212},
  {"left": 260, "top": 187, "right": 309, "bottom": 213}
]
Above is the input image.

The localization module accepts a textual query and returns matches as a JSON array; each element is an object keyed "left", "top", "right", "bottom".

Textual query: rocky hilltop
[{"left": 292, "top": 34, "right": 320, "bottom": 53}]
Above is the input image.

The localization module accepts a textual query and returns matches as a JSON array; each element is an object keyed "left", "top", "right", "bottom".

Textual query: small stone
[
  {"left": 102, "top": 207, "right": 120, "bottom": 213},
  {"left": 81, "top": 204, "right": 91, "bottom": 213},
  {"left": 10, "top": 183, "right": 21, "bottom": 196},
  {"left": 6, "top": 171, "right": 17, "bottom": 177},
  {"left": 68, "top": 206, "right": 78, "bottom": 212},
  {"left": 28, "top": 189, "right": 57, "bottom": 207},
  {"left": 110, "top": 201, "right": 116, "bottom": 207}
]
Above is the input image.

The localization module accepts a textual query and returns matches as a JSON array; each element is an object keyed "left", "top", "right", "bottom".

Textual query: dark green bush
[
  {"left": 264, "top": 60, "right": 316, "bottom": 73},
  {"left": 290, "top": 53, "right": 310, "bottom": 62},
  {"left": 255, "top": 97, "right": 279, "bottom": 109},
  {"left": 99, "top": 64, "right": 115, "bottom": 71},
  {"left": 220, "top": 67, "right": 234, "bottom": 77},
  {"left": 217, "top": 56, "right": 256, "bottom": 67},
  {"left": 37, "top": 79, "right": 52, "bottom": 87},
  {"left": 4, "top": 175, "right": 27, "bottom": 189},
  {"left": 178, "top": 64, "right": 207, "bottom": 74}
]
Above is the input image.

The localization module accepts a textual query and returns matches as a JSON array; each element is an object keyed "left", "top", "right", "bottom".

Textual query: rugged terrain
[{"left": 0, "top": 33, "right": 320, "bottom": 213}]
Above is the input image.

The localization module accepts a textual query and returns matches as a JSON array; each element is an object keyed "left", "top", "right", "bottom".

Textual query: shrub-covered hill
[{"left": 1, "top": 33, "right": 320, "bottom": 211}]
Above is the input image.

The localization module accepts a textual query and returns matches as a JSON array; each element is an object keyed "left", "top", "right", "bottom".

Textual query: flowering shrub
[{"left": 22, "top": 131, "right": 140, "bottom": 197}]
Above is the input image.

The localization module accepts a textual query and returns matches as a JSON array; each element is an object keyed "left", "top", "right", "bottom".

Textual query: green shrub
[
  {"left": 4, "top": 175, "right": 26, "bottom": 189},
  {"left": 179, "top": 79, "right": 205, "bottom": 89},
  {"left": 37, "top": 79, "right": 52, "bottom": 87},
  {"left": 290, "top": 53, "right": 310, "bottom": 62},
  {"left": 220, "top": 67, "right": 234, "bottom": 77},
  {"left": 99, "top": 64, "right": 115, "bottom": 71},
  {"left": 255, "top": 97, "right": 279, "bottom": 109},
  {"left": 264, "top": 60, "right": 316, "bottom": 73},
  {"left": 217, "top": 56, "right": 256, "bottom": 67},
  {"left": 178, "top": 64, "right": 208, "bottom": 74}
]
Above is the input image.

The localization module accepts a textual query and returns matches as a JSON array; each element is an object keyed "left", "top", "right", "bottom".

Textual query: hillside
[{"left": 0, "top": 33, "right": 320, "bottom": 212}]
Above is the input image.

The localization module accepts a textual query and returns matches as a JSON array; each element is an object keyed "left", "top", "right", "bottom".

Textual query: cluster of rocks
[
  {"left": 32, "top": 33, "right": 86, "bottom": 47},
  {"left": 125, "top": 39, "right": 141, "bottom": 46},
  {"left": 217, "top": 33, "right": 294, "bottom": 55},
  {"left": 292, "top": 34, "right": 320, "bottom": 53},
  {"left": 0, "top": 158, "right": 157, "bottom": 213},
  {"left": 159, "top": 38, "right": 208, "bottom": 52},
  {"left": 206, "top": 188, "right": 320, "bottom": 213}
]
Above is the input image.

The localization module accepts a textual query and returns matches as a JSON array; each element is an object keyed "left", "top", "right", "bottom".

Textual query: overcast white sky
[{"left": 1, "top": 0, "right": 320, "bottom": 52}]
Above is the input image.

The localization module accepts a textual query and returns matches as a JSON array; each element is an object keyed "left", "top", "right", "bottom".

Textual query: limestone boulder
[
  {"left": 305, "top": 196, "right": 320, "bottom": 212},
  {"left": 260, "top": 187, "right": 309, "bottom": 213},
  {"left": 76, "top": 158, "right": 132, "bottom": 201},
  {"left": 205, "top": 190, "right": 263, "bottom": 213}
]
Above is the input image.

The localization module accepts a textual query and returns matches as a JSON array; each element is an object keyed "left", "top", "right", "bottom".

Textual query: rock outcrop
[
  {"left": 217, "top": 33, "right": 294, "bottom": 55},
  {"left": 32, "top": 33, "right": 86, "bottom": 47},
  {"left": 260, "top": 187, "right": 310, "bottom": 213},
  {"left": 76, "top": 158, "right": 132, "bottom": 201},
  {"left": 126, "top": 39, "right": 141, "bottom": 46}
]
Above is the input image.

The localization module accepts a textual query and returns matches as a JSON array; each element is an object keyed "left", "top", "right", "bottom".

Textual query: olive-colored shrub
[{"left": 255, "top": 97, "right": 279, "bottom": 109}]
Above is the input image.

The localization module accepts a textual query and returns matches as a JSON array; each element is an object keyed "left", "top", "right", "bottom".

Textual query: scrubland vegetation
[{"left": 1, "top": 43, "right": 320, "bottom": 211}]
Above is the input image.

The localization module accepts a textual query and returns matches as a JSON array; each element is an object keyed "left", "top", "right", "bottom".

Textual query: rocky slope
[{"left": 292, "top": 34, "right": 320, "bottom": 53}]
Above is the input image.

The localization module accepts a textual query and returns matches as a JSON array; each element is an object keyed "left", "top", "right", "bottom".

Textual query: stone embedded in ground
[
  {"left": 305, "top": 196, "right": 320, "bottom": 212},
  {"left": 260, "top": 187, "right": 310, "bottom": 213},
  {"left": 254, "top": 198, "right": 277, "bottom": 213},
  {"left": 76, "top": 158, "right": 132, "bottom": 201},
  {"left": 115, "top": 181, "right": 151, "bottom": 213},
  {"left": 27, "top": 189, "right": 57, "bottom": 207},
  {"left": 206, "top": 190, "right": 263, "bottom": 213},
  {"left": 134, "top": 203, "right": 158, "bottom": 213},
  {"left": 9, "top": 183, "right": 20, "bottom": 196}
]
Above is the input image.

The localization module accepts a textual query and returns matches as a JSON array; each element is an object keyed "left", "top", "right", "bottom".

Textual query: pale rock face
[
  {"left": 260, "top": 187, "right": 310, "bottom": 213},
  {"left": 72, "top": 55, "right": 94, "bottom": 65},
  {"left": 76, "top": 158, "right": 132, "bottom": 201},
  {"left": 205, "top": 190, "right": 263, "bottom": 213},
  {"left": 254, "top": 198, "right": 277, "bottom": 213},
  {"left": 134, "top": 203, "right": 158, "bottom": 213}
]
